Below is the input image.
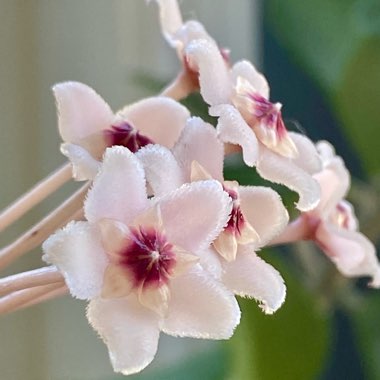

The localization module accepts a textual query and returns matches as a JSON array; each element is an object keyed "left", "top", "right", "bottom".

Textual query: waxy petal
[
  {"left": 212, "top": 104, "right": 259, "bottom": 166},
  {"left": 42, "top": 221, "right": 108, "bottom": 300},
  {"left": 238, "top": 186, "right": 289, "bottom": 247},
  {"left": 173, "top": 117, "right": 224, "bottom": 182},
  {"left": 316, "top": 222, "right": 380, "bottom": 287},
  {"left": 53, "top": 82, "right": 113, "bottom": 147},
  {"left": 116, "top": 97, "right": 189, "bottom": 149},
  {"left": 161, "top": 266, "right": 240, "bottom": 339},
  {"left": 85, "top": 146, "right": 147, "bottom": 225},
  {"left": 222, "top": 246, "right": 286, "bottom": 314},
  {"left": 102, "top": 264, "right": 134, "bottom": 299},
  {"left": 213, "top": 231, "right": 238, "bottom": 262},
  {"left": 158, "top": 181, "right": 232, "bottom": 252},
  {"left": 98, "top": 218, "right": 129, "bottom": 256},
  {"left": 60, "top": 143, "right": 101, "bottom": 181},
  {"left": 231, "top": 60, "right": 270, "bottom": 99},
  {"left": 197, "top": 248, "right": 223, "bottom": 280},
  {"left": 289, "top": 133, "right": 322, "bottom": 175},
  {"left": 87, "top": 296, "right": 160, "bottom": 375},
  {"left": 185, "top": 39, "right": 231, "bottom": 105},
  {"left": 256, "top": 145, "right": 321, "bottom": 212},
  {"left": 136, "top": 145, "right": 184, "bottom": 197},
  {"left": 138, "top": 283, "right": 170, "bottom": 318}
]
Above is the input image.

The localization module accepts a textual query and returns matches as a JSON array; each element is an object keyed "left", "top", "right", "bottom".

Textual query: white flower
[
  {"left": 43, "top": 146, "right": 240, "bottom": 375},
  {"left": 53, "top": 82, "right": 190, "bottom": 180}
]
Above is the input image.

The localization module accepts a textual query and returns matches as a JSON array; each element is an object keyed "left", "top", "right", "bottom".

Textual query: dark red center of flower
[
  {"left": 223, "top": 186, "right": 245, "bottom": 235},
  {"left": 119, "top": 226, "right": 176, "bottom": 288},
  {"left": 104, "top": 122, "right": 153, "bottom": 153},
  {"left": 250, "top": 94, "right": 287, "bottom": 138}
]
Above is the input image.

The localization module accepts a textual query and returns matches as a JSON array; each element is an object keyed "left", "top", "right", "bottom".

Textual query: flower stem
[
  {"left": 160, "top": 70, "right": 198, "bottom": 100},
  {"left": 0, "top": 162, "right": 72, "bottom": 233},
  {"left": 0, "top": 266, "right": 63, "bottom": 297},
  {"left": 0, "top": 183, "right": 89, "bottom": 271},
  {"left": 0, "top": 282, "right": 67, "bottom": 315},
  {"left": 269, "top": 217, "right": 311, "bottom": 246}
]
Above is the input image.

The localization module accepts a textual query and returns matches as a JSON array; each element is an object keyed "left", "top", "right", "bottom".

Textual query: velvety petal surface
[
  {"left": 158, "top": 180, "right": 232, "bottom": 252},
  {"left": 85, "top": 146, "right": 147, "bottom": 225},
  {"left": 136, "top": 145, "right": 183, "bottom": 196},
  {"left": 222, "top": 246, "right": 286, "bottom": 314},
  {"left": 60, "top": 143, "right": 101, "bottom": 181},
  {"left": 87, "top": 296, "right": 160, "bottom": 375},
  {"left": 53, "top": 81, "right": 113, "bottom": 144},
  {"left": 161, "top": 265, "right": 240, "bottom": 339},
  {"left": 238, "top": 186, "right": 289, "bottom": 247},
  {"left": 116, "top": 97, "right": 189, "bottom": 148},
  {"left": 256, "top": 145, "right": 321, "bottom": 212},
  {"left": 42, "top": 221, "right": 108, "bottom": 300},
  {"left": 212, "top": 104, "right": 259, "bottom": 166},
  {"left": 186, "top": 39, "right": 231, "bottom": 105},
  {"left": 173, "top": 117, "right": 224, "bottom": 182}
]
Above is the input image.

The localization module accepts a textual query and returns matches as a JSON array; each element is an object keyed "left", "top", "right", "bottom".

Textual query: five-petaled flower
[
  {"left": 54, "top": 81, "right": 190, "bottom": 180},
  {"left": 43, "top": 146, "right": 241, "bottom": 375}
]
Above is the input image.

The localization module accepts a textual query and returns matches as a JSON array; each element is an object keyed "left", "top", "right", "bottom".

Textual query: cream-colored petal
[
  {"left": 212, "top": 104, "right": 259, "bottom": 166},
  {"left": 238, "top": 186, "right": 289, "bottom": 247},
  {"left": 162, "top": 265, "right": 240, "bottom": 339},
  {"left": 87, "top": 296, "right": 160, "bottom": 375},
  {"left": 222, "top": 246, "right": 286, "bottom": 314},
  {"left": 97, "top": 218, "right": 129, "bottom": 256},
  {"left": 185, "top": 39, "right": 232, "bottom": 106},
  {"left": 256, "top": 145, "right": 321, "bottom": 212},
  {"left": 84, "top": 146, "right": 148, "bottom": 225},
  {"left": 138, "top": 283, "right": 170, "bottom": 318},
  {"left": 237, "top": 220, "right": 261, "bottom": 245},
  {"left": 42, "top": 221, "right": 108, "bottom": 300},
  {"left": 116, "top": 97, "right": 189, "bottom": 149},
  {"left": 173, "top": 117, "right": 224, "bottom": 182},
  {"left": 213, "top": 231, "right": 238, "bottom": 262},
  {"left": 101, "top": 264, "right": 134, "bottom": 299}
]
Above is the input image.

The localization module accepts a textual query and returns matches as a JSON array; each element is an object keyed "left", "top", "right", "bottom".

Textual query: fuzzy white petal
[
  {"left": 85, "top": 146, "right": 147, "bottom": 225},
  {"left": 42, "top": 221, "right": 108, "bottom": 300},
  {"left": 87, "top": 296, "right": 160, "bottom": 375}
]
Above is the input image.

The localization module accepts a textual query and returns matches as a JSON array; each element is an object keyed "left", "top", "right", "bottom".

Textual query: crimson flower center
[
  {"left": 223, "top": 186, "right": 245, "bottom": 237},
  {"left": 119, "top": 226, "right": 176, "bottom": 289},
  {"left": 104, "top": 122, "right": 153, "bottom": 153}
]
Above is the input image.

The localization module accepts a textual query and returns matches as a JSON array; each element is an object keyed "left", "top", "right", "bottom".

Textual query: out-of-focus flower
[
  {"left": 43, "top": 146, "right": 240, "bottom": 375},
  {"left": 306, "top": 141, "right": 380, "bottom": 287},
  {"left": 137, "top": 117, "right": 289, "bottom": 313},
  {"left": 54, "top": 81, "right": 190, "bottom": 180},
  {"left": 154, "top": 0, "right": 322, "bottom": 212}
]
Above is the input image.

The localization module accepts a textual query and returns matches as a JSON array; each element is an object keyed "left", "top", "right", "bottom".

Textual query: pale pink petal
[
  {"left": 211, "top": 104, "right": 259, "bottom": 166},
  {"left": 288, "top": 132, "right": 322, "bottom": 174},
  {"left": 231, "top": 60, "right": 269, "bottom": 99},
  {"left": 87, "top": 296, "right": 160, "bottom": 375},
  {"left": 42, "top": 221, "right": 108, "bottom": 300},
  {"left": 162, "top": 265, "right": 240, "bottom": 339},
  {"left": 153, "top": 0, "right": 183, "bottom": 47},
  {"left": 316, "top": 140, "right": 336, "bottom": 163},
  {"left": 197, "top": 248, "right": 223, "bottom": 280},
  {"left": 316, "top": 222, "right": 380, "bottom": 286},
  {"left": 85, "top": 146, "right": 147, "bottom": 225},
  {"left": 60, "top": 143, "right": 101, "bottom": 181},
  {"left": 158, "top": 180, "right": 232, "bottom": 252},
  {"left": 116, "top": 97, "right": 189, "bottom": 149},
  {"left": 256, "top": 145, "right": 321, "bottom": 212},
  {"left": 173, "top": 117, "right": 224, "bottom": 182},
  {"left": 238, "top": 186, "right": 289, "bottom": 247},
  {"left": 175, "top": 20, "right": 215, "bottom": 48},
  {"left": 136, "top": 145, "right": 184, "bottom": 197},
  {"left": 101, "top": 264, "right": 134, "bottom": 298},
  {"left": 53, "top": 81, "right": 113, "bottom": 144},
  {"left": 185, "top": 39, "right": 232, "bottom": 105},
  {"left": 312, "top": 156, "right": 350, "bottom": 218},
  {"left": 171, "top": 247, "right": 200, "bottom": 277},
  {"left": 222, "top": 246, "right": 286, "bottom": 314}
]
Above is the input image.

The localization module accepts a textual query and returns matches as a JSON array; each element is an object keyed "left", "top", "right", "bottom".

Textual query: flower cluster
[{"left": 39, "top": 0, "right": 380, "bottom": 376}]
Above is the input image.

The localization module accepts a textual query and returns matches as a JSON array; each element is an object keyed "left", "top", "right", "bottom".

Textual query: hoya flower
[
  {"left": 154, "top": 0, "right": 322, "bottom": 212},
  {"left": 137, "top": 117, "right": 289, "bottom": 313},
  {"left": 42, "top": 146, "right": 240, "bottom": 375},
  {"left": 54, "top": 81, "right": 190, "bottom": 180},
  {"left": 305, "top": 141, "right": 380, "bottom": 287}
]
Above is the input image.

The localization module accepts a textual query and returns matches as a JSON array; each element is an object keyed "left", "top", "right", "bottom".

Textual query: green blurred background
[{"left": 0, "top": 1, "right": 379, "bottom": 379}]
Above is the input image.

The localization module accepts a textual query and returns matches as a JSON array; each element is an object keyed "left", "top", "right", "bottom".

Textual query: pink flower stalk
[
  {"left": 137, "top": 117, "right": 289, "bottom": 313},
  {"left": 302, "top": 141, "right": 380, "bottom": 287},
  {"left": 54, "top": 82, "right": 190, "bottom": 180},
  {"left": 154, "top": 0, "right": 322, "bottom": 212},
  {"left": 42, "top": 146, "right": 240, "bottom": 375}
]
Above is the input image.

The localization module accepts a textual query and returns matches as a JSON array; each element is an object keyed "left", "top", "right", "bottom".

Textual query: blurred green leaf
[
  {"left": 227, "top": 252, "right": 330, "bottom": 380},
  {"left": 266, "top": 0, "right": 380, "bottom": 175}
]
